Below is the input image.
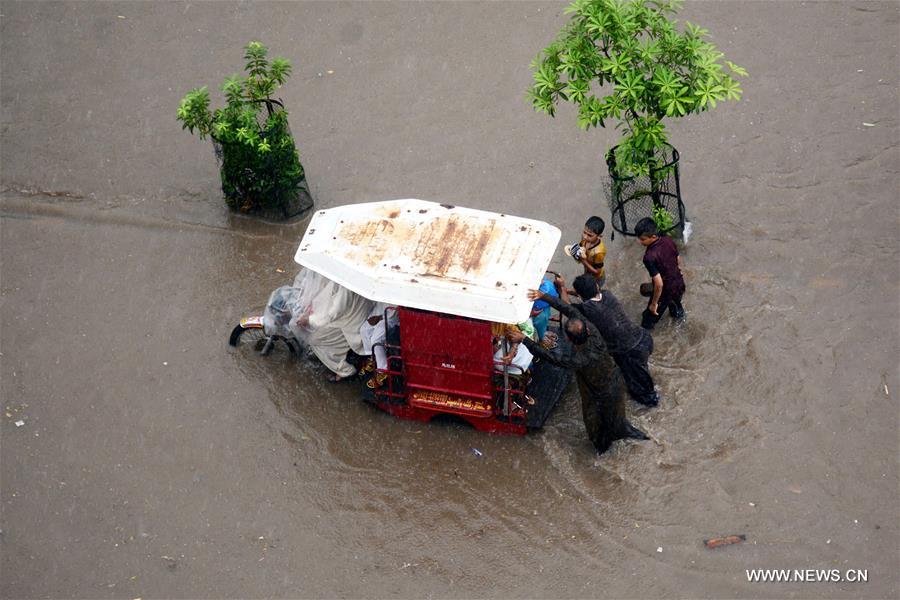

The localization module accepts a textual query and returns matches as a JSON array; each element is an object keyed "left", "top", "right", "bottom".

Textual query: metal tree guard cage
[
  {"left": 605, "top": 143, "right": 686, "bottom": 237},
  {"left": 211, "top": 99, "right": 313, "bottom": 221}
]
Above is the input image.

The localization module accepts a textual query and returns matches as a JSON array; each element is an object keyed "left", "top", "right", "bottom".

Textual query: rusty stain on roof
[
  {"left": 372, "top": 203, "right": 402, "bottom": 219},
  {"left": 336, "top": 213, "right": 512, "bottom": 280},
  {"left": 338, "top": 218, "right": 405, "bottom": 268},
  {"left": 413, "top": 215, "right": 506, "bottom": 279}
]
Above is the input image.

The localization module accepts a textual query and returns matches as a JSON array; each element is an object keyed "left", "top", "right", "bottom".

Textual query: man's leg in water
[
  {"left": 612, "top": 335, "right": 658, "bottom": 406},
  {"left": 669, "top": 297, "right": 685, "bottom": 321},
  {"left": 580, "top": 366, "right": 647, "bottom": 454}
]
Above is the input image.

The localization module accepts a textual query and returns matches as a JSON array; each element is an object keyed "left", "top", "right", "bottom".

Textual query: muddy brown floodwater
[{"left": 1, "top": 2, "right": 897, "bottom": 599}]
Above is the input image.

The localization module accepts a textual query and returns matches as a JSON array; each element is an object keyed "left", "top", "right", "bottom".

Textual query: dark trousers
[
  {"left": 611, "top": 332, "right": 658, "bottom": 405},
  {"left": 641, "top": 296, "right": 685, "bottom": 330},
  {"left": 579, "top": 369, "right": 631, "bottom": 454}
]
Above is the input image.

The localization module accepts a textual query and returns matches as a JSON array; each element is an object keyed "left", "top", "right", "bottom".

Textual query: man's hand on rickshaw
[
  {"left": 296, "top": 312, "right": 311, "bottom": 328},
  {"left": 367, "top": 315, "right": 383, "bottom": 326},
  {"left": 527, "top": 288, "right": 544, "bottom": 301}
]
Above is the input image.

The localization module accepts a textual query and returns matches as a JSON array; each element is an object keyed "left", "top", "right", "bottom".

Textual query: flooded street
[{"left": 1, "top": 1, "right": 898, "bottom": 598}]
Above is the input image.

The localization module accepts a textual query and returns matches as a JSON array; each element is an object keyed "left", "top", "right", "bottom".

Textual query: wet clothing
[
  {"left": 641, "top": 298, "right": 685, "bottom": 329},
  {"left": 543, "top": 290, "right": 642, "bottom": 354},
  {"left": 532, "top": 309, "right": 550, "bottom": 343},
  {"left": 541, "top": 292, "right": 659, "bottom": 406},
  {"left": 642, "top": 236, "right": 685, "bottom": 297},
  {"left": 521, "top": 324, "right": 644, "bottom": 454},
  {"left": 531, "top": 277, "right": 560, "bottom": 313},
  {"left": 641, "top": 236, "right": 685, "bottom": 329},
  {"left": 531, "top": 277, "right": 559, "bottom": 341},
  {"left": 612, "top": 332, "right": 657, "bottom": 406},
  {"left": 290, "top": 269, "right": 375, "bottom": 377}
]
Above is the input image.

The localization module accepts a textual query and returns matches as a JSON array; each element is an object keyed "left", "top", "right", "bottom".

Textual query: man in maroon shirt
[{"left": 635, "top": 218, "right": 686, "bottom": 330}]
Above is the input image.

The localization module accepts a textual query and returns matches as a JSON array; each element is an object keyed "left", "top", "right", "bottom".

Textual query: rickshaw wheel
[
  {"left": 229, "top": 325, "right": 299, "bottom": 356},
  {"left": 229, "top": 325, "right": 268, "bottom": 351}
]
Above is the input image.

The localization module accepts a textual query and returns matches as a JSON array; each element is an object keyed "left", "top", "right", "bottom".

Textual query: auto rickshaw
[{"left": 231, "top": 199, "right": 571, "bottom": 435}]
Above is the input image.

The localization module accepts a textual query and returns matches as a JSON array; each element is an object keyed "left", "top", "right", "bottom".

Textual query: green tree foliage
[
  {"left": 651, "top": 202, "right": 675, "bottom": 232},
  {"left": 528, "top": 0, "right": 746, "bottom": 177},
  {"left": 177, "top": 41, "right": 305, "bottom": 215}
]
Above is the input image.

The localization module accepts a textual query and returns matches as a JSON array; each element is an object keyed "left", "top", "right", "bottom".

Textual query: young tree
[
  {"left": 528, "top": 0, "right": 747, "bottom": 180},
  {"left": 178, "top": 41, "right": 311, "bottom": 218}
]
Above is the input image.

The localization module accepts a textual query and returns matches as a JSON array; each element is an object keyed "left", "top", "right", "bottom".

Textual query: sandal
[
  {"left": 360, "top": 358, "right": 376, "bottom": 374},
  {"left": 366, "top": 372, "right": 388, "bottom": 389},
  {"left": 540, "top": 331, "right": 559, "bottom": 350}
]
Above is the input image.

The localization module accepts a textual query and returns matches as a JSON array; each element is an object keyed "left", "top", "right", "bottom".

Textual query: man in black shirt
[
  {"left": 530, "top": 274, "right": 660, "bottom": 407},
  {"left": 508, "top": 317, "right": 646, "bottom": 454}
]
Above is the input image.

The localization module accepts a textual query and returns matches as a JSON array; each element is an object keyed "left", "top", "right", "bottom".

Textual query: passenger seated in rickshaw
[
  {"left": 358, "top": 302, "right": 399, "bottom": 389},
  {"left": 290, "top": 269, "right": 375, "bottom": 383},
  {"left": 491, "top": 321, "right": 534, "bottom": 376}
]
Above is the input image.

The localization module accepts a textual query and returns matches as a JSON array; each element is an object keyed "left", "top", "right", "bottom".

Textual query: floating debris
[
  {"left": 704, "top": 534, "right": 746, "bottom": 549},
  {"left": 471, "top": 447, "right": 483, "bottom": 457}
]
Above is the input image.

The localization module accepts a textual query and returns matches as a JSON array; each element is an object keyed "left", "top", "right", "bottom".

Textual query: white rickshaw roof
[{"left": 294, "top": 199, "right": 561, "bottom": 323}]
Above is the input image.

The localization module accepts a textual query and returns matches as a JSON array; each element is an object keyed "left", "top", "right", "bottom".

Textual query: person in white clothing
[
  {"left": 359, "top": 303, "right": 399, "bottom": 388},
  {"left": 291, "top": 271, "right": 375, "bottom": 382}
]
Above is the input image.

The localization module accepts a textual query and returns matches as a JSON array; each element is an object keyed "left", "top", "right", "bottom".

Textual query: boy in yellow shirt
[{"left": 565, "top": 216, "right": 607, "bottom": 288}]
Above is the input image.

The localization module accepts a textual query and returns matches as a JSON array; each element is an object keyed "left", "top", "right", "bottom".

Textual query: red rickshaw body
[
  {"left": 399, "top": 308, "right": 494, "bottom": 402},
  {"left": 373, "top": 308, "right": 532, "bottom": 434}
]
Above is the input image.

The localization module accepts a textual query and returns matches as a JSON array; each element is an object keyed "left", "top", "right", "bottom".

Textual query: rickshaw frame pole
[{"left": 501, "top": 338, "right": 510, "bottom": 417}]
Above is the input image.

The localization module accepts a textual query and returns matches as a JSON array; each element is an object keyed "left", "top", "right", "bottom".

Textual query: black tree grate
[{"left": 605, "top": 143, "right": 686, "bottom": 237}]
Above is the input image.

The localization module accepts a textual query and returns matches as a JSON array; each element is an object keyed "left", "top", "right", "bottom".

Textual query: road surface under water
[{"left": 1, "top": 2, "right": 897, "bottom": 598}]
